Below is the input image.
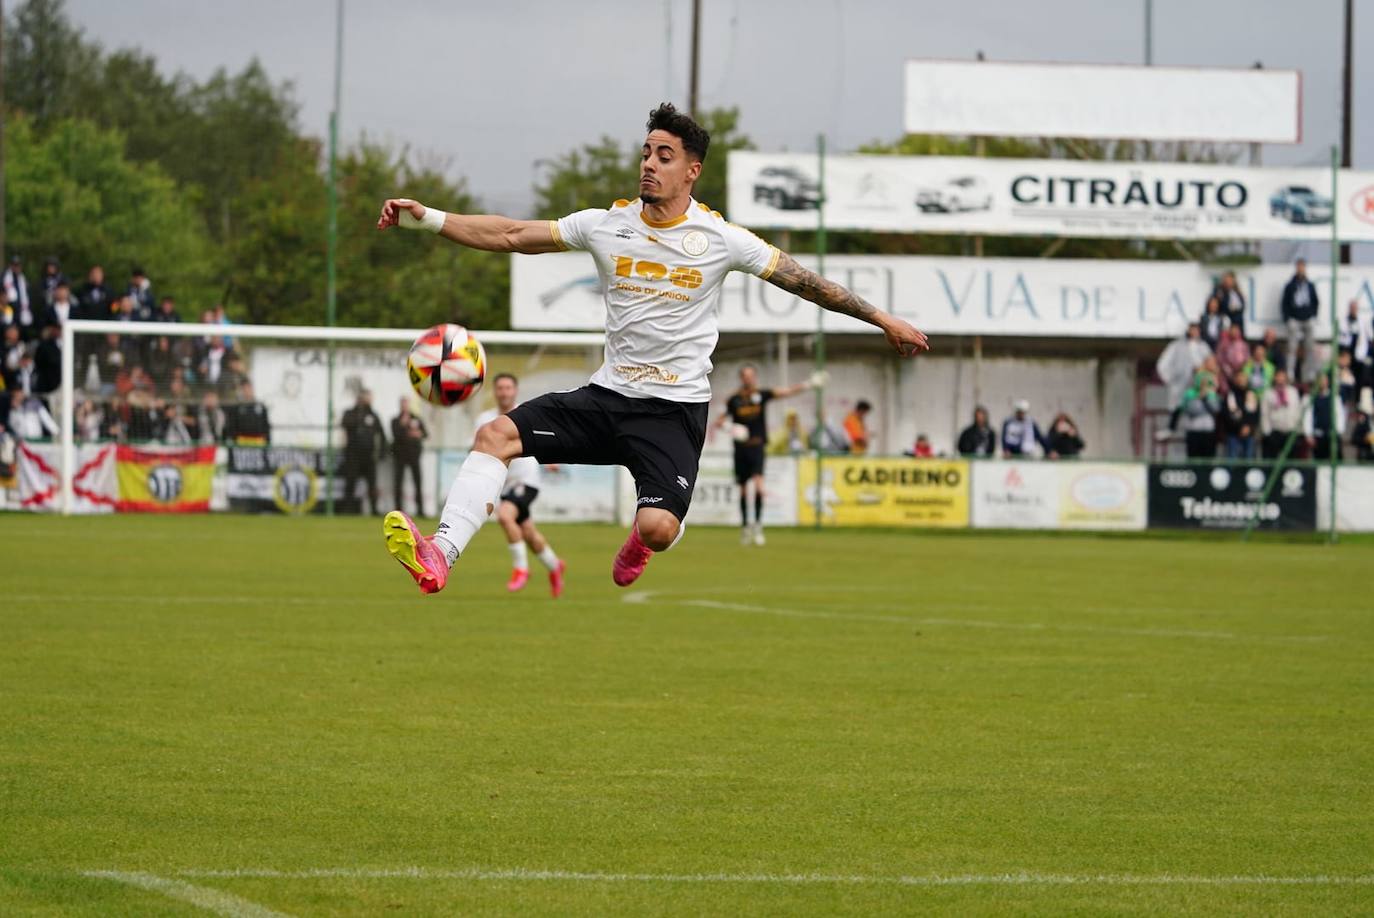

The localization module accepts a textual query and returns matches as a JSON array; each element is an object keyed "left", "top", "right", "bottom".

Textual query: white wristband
[{"left": 397, "top": 201, "right": 447, "bottom": 234}]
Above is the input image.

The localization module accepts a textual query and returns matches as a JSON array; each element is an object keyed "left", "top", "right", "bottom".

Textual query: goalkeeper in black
[{"left": 714, "top": 363, "right": 820, "bottom": 545}]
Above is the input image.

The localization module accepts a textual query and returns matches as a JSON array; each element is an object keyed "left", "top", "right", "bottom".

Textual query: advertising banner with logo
[
  {"left": 225, "top": 446, "right": 352, "bottom": 515},
  {"left": 115, "top": 445, "right": 216, "bottom": 512},
  {"left": 971, "top": 461, "right": 1058, "bottom": 529},
  {"left": 970, "top": 461, "right": 1147, "bottom": 530},
  {"left": 438, "top": 450, "right": 618, "bottom": 524},
  {"left": 1057, "top": 462, "right": 1147, "bottom": 530},
  {"left": 15, "top": 443, "right": 116, "bottom": 513},
  {"left": 797, "top": 457, "right": 970, "bottom": 527},
  {"left": 903, "top": 60, "right": 1300, "bottom": 144},
  {"left": 512, "top": 251, "right": 1374, "bottom": 339},
  {"left": 727, "top": 151, "right": 1374, "bottom": 242},
  {"left": 1148, "top": 463, "right": 1316, "bottom": 530}
]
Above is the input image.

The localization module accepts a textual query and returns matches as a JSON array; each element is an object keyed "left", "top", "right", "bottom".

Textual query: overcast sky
[{"left": 66, "top": 0, "right": 1370, "bottom": 224}]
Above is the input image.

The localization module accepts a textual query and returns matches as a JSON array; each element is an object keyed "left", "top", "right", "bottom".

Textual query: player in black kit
[{"left": 715, "top": 364, "right": 821, "bottom": 545}]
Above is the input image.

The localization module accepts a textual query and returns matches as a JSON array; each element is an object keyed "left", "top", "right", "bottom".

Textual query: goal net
[{"left": 40, "top": 319, "right": 604, "bottom": 517}]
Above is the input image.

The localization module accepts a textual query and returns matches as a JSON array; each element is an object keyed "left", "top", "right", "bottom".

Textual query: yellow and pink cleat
[{"left": 383, "top": 510, "right": 449, "bottom": 595}]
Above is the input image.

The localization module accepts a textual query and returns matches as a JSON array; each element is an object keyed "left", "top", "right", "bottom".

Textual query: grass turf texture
[{"left": 1, "top": 515, "right": 1371, "bottom": 916}]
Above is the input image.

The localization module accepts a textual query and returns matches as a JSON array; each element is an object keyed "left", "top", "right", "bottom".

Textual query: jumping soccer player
[
  {"left": 377, "top": 103, "right": 928, "bottom": 594},
  {"left": 474, "top": 372, "right": 567, "bottom": 597},
  {"left": 714, "top": 363, "right": 820, "bottom": 546}
]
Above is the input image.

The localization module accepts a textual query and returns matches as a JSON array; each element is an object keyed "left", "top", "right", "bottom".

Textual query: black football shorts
[
  {"left": 507, "top": 385, "right": 708, "bottom": 521},
  {"left": 500, "top": 484, "right": 539, "bottom": 525},
  {"left": 732, "top": 444, "right": 766, "bottom": 484}
]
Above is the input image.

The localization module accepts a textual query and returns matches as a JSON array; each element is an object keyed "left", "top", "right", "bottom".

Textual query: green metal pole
[
  {"left": 1328, "top": 144, "right": 1340, "bottom": 543},
  {"left": 325, "top": 0, "right": 343, "bottom": 516},
  {"left": 813, "top": 134, "right": 826, "bottom": 531}
]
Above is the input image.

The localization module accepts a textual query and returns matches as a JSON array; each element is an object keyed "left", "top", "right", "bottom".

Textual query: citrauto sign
[
  {"left": 1148, "top": 464, "right": 1316, "bottom": 531},
  {"left": 727, "top": 151, "right": 1374, "bottom": 242}
]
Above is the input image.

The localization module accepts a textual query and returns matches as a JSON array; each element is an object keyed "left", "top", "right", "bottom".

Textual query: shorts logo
[
  {"left": 682, "top": 230, "right": 709, "bottom": 257},
  {"left": 676, "top": 476, "right": 690, "bottom": 490},
  {"left": 533, "top": 429, "right": 556, "bottom": 436},
  {"left": 638, "top": 496, "right": 664, "bottom": 505}
]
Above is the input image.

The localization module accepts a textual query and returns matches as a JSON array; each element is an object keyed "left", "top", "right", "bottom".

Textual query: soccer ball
[{"left": 407, "top": 323, "right": 486, "bottom": 406}]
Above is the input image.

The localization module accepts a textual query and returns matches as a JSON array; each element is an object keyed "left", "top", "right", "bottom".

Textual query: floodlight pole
[
  {"left": 1328, "top": 144, "right": 1340, "bottom": 544},
  {"left": 813, "top": 134, "right": 827, "bottom": 531},
  {"left": 325, "top": 0, "right": 344, "bottom": 516}
]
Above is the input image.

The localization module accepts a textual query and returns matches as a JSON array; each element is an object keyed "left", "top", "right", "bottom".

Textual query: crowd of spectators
[
  {"left": 951, "top": 400, "right": 1085, "bottom": 460},
  {"left": 0, "top": 255, "right": 271, "bottom": 449},
  {"left": 1153, "top": 260, "right": 1374, "bottom": 461}
]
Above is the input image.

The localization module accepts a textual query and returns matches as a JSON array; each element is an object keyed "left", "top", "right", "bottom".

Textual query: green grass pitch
[{"left": 2, "top": 515, "right": 1371, "bottom": 916}]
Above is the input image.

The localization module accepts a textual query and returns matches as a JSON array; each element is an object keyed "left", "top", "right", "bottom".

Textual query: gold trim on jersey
[
  {"left": 759, "top": 246, "right": 782, "bottom": 280},
  {"left": 548, "top": 220, "right": 566, "bottom": 251},
  {"left": 640, "top": 211, "right": 690, "bottom": 229}
]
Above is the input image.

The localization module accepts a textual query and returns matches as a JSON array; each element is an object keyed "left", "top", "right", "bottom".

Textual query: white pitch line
[
  {"left": 169, "top": 867, "right": 1374, "bottom": 887},
  {"left": 83, "top": 871, "right": 292, "bottom": 917},
  {"left": 626, "top": 591, "right": 1324, "bottom": 643}
]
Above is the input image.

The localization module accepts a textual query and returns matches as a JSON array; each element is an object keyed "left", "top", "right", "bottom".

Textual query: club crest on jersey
[{"left": 681, "top": 230, "right": 709, "bottom": 257}]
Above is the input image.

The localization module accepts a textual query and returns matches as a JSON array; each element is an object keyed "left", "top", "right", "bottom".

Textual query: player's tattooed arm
[{"left": 766, "top": 252, "right": 930, "bottom": 357}]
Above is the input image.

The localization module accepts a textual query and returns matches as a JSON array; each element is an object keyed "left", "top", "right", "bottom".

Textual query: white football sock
[
  {"left": 508, "top": 541, "right": 528, "bottom": 571},
  {"left": 536, "top": 545, "right": 560, "bottom": 570},
  {"left": 432, "top": 451, "right": 508, "bottom": 567},
  {"left": 665, "top": 521, "right": 687, "bottom": 551}
]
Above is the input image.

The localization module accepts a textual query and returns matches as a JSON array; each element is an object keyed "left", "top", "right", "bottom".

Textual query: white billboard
[
  {"left": 971, "top": 460, "right": 1146, "bottom": 531},
  {"left": 728, "top": 151, "right": 1374, "bottom": 242},
  {"left": 512, "top": 252, "right": 1374, "bottom": 339},
  {"left": 904, "top": 60, "right": 1300, "bottom": 144}
]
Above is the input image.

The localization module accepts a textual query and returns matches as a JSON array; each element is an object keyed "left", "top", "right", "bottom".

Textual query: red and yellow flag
[{"left": 116, "top": 445, "right": 216, "bottom": 513}]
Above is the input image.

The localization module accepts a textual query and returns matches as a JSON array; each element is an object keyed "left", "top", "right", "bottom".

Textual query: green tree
[
  {"left": 2, "top": 0, "right": 97, "bottom": 126},
  {"left": 5, "top": 115, "right": 217, "bottom": 304},
  {"left": 332, "top": 143, "right": 508, "bottom": 330}
]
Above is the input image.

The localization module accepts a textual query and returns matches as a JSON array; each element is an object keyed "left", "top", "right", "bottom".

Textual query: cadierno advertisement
[{"left": 797, "top": 457, "right": 969, "bottom": 527}]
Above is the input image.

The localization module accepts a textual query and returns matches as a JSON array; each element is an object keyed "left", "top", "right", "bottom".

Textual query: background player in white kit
[
  {"left": 473, "top": 373, "right": 567, "bottom": 597},
  {"left": 376, "top": 103, "right": 928, "bottom": 595}
]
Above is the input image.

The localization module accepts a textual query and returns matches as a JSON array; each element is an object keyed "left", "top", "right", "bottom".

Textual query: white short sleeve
[
  {"left": 551, "top": 208, "right": 607, "bottom": 252},
  {"left": 721, "top": 222, "right": 781, "bottom": 279}
]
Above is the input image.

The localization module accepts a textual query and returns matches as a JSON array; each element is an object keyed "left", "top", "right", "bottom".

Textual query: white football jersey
[
  {"left": 552, "top": 198, "right": 780, "bottom": 402},
  {"left": 475, "top": 407, "right": 541, "bottom": 489}
]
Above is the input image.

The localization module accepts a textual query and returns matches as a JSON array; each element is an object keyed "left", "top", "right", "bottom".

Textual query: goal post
[{"left": 58, "top": 319, "right": 604, "bottom": 516}]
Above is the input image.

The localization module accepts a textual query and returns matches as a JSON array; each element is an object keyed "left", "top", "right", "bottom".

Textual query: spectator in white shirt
[
  {"left": 8, "top": 391, "right": 59, "bottom": 440},
  {"left": 1260, "top": 368, "right": 1303, "bottom": 459},
  {"left": 2, "top": 255, "right": 34, "bottom": 341}
]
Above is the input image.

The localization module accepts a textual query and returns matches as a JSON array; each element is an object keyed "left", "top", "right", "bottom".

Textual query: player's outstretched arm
[
  {"left": 766, "top": 252, "right": 929, "bottom": 357},
  {"left": 773, "top": 372, "right": 828, "bottom": 399},
  {"left": 376, "top": 198, "right": 561, "bottom": 255}
]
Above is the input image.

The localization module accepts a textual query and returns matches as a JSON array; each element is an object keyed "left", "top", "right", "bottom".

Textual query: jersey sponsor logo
[
  {"left": 612, "top": 256, "right": 704, "bottom": 290},
  {"left": 682, "top": 230, "right": 710, "bottom": 257},
  {"left": 612, "top": 364, "right": 680, "bottom": 384}
]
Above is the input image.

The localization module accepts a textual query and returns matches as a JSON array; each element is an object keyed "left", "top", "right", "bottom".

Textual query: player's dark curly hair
[{"left": 646, "top": 103, "right": 710, "bottom": 162}]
